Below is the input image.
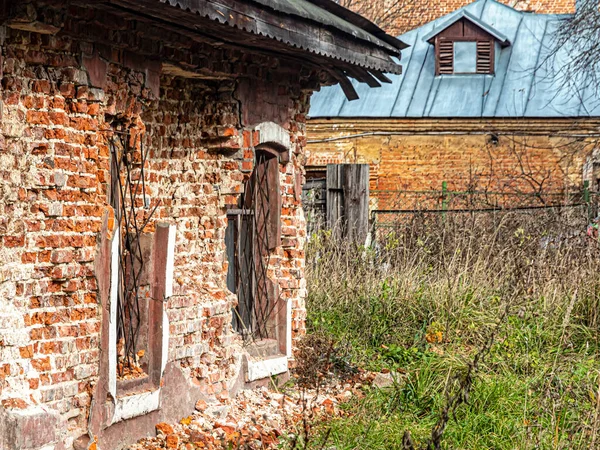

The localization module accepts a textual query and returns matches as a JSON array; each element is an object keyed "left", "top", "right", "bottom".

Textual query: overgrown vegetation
[{"left": 302, "top": 208, "right": 600, "bottom": 449}]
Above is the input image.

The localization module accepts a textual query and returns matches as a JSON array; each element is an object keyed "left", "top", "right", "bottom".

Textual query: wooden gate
[{"left": 302, "top": 164, "right": 370, "bottom": 243}]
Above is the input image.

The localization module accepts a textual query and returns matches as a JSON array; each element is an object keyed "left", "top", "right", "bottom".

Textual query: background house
[
  {"left": 0, "top": 0, "right": 403, "bottom": 448},
  {"left": 340, "top": 0, "right": 575, "bottom": 36},
  {"left": 307, "top": 0, "right": 600, "bottom": 212}
]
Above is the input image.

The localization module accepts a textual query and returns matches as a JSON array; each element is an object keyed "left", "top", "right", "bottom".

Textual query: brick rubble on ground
[{"left": 128, "top": 371, "right": 380, "bottom": 449}]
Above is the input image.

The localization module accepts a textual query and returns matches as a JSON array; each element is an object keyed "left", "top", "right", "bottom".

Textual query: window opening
[
  {"left": 109, "top": 131, "right": 157, "bottom": 381},
  {"left": 227, "top": 150, "right": 281, "bottom": 343},
  {"left": 454, "top": 41, "right": 477, "bottom": 73}
]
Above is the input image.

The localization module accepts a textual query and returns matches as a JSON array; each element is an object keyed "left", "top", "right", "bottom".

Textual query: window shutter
[
  {"left": 438, "top": 40, "right": 454, "bottom": 74},
  {"left": 476, "top": 41, "right": 492, "bottom": 74}
]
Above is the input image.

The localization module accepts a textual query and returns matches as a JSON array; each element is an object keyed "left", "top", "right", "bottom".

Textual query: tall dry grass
[{"left": 303, "top": 207, "right": 600, "bottom": 449}]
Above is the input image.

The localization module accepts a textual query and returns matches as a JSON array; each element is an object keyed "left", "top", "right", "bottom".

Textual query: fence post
[{"left": 441, "top": 181, "right": 448, "bottom": 219}]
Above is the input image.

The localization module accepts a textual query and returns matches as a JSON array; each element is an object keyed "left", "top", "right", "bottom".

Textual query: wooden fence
[{"left": 302, "top": 164, "right": 370, "bottom": 242}]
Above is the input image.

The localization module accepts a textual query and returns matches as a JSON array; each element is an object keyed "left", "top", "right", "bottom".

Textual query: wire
[
  {"left": 372, "top": 202, "right": 588, "bottom": 215},
  {"left": 307, "top": 131, "right": 600, "bottom": 144}
]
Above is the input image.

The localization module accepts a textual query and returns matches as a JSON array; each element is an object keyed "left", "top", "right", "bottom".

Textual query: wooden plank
[
  {"left": 355, "top": 68, "right": 381, "bottom": 88},
  {"left": 345, "top": 67, "right": 381, "bottom": 88},
  {"left": 342, "top": 164, "right": 369, "bottom": 243},
  {"left": 371, "top": 70, "right": 393, "bottom": 84},
  {"left": 326, "top": 164, "right": 369, "bottom": 242},
  {"left": 476, "top": 40, "right": 493, "bottom": 74},
  {"left": 326, "top": 164, "right": 343, "bottom": 238},
  {"left": 329, "top": 70, "right": 359, "bottom": 101},
  {"left": 438, "top": 39, "right": 454, "bottom": 74}
]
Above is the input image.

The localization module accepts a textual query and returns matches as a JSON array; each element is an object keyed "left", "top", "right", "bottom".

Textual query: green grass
[{"left": 299, "top": 212, "right": 600, "bottom": 450}]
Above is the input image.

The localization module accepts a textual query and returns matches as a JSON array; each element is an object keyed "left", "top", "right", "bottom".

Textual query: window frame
[
  {"left": 225, "top": 145, "right": 291, "bottom": 380},
  {"left": 435, "top": 36, "right": 495, "bottom": 76}
]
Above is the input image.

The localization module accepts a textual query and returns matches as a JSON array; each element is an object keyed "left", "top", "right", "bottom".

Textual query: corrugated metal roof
[
  {"left": 309, "top": 0, "right": 600, "bottom": 118},
  {"left": 162, "top": 0, "right": 402, "bottom": 52},
  {"left": 159, "top": 0, "right": 405, "bottom": 74}
]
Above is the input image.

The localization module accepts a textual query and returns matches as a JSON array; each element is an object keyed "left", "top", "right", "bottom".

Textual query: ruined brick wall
[
  {"left": 345, "top": 0, "right": 576, "bottom": 36},
  {"left": 0, "top": 3, "right": 309, "bottom": 448},
  {"left": 306, "top": 119, "right": 600, "bottom": 209}
]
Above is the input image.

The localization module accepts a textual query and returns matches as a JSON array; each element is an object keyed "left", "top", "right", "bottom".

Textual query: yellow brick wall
[{"left": 306, "top": 119, "right": 600, "bottom": 209}]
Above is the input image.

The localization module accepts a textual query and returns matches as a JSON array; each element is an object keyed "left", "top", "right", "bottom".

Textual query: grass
[{"left": 300, "top": 209, "right": 600, "bottom": 449}]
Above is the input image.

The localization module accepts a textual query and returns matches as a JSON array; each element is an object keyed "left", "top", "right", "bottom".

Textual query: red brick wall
[
  {"left": 349, "top": 0, "right": 576, "bottom": 36},
  {"left": 0, "top": 2, "right": 309, "bottom": 447}
]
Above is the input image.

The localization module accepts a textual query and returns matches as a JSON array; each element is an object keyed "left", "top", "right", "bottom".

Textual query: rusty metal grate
[
  {"left": 227, "top": 151, "right": 279, "bottom": 341},
  {"left": 109, "top": 132, "right": 157, "bottom": 378}
]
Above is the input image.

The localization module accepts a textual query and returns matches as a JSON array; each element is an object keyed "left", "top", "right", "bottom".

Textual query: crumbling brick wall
[{"left": 0, "top": 2, "right": 309, "bottom": 448}]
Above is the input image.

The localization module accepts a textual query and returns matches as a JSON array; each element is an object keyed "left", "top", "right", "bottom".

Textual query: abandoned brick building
[
  {"left": 307, "top": 0, "right": 600, "bottom": 210},
  {"left": 0, "top": 0, "right": 403, "bottom": 448}
]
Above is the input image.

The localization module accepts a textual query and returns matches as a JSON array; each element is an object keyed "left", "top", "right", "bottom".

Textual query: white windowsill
[
  {"left": 246, "top": 355, "right": 289, "bottom": 382},
  {"left": 111, "top": 389, "right": 162, "bottom": 424}
]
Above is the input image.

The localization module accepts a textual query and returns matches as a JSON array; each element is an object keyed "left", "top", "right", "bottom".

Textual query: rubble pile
[{"left": 128, "top": 371, "right": 384, "bottom": 449}]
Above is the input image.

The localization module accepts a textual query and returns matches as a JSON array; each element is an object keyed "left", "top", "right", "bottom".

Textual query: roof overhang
[
  {"left": 98, "top": 0, "right": 406, "bottom": 100},
  {"left": 150, "top": 0, "right": 407, "bottom": 74}
]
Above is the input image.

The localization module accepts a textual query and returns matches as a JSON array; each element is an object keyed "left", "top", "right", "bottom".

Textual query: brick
[
  {"left": 26, "top": 110, "right": 50, "bottom": 125},
  {"left": 351, "top": 0, "right": 576, "bottom": 35},
  {"left": 3, "top": 235, "right": 25, "bottom": 247},
  {"left": 19, "top": 346, "right": 34, "bottom": 359},
  {"left": 1, "top": 6, "right": 309, "bottom": 448}
]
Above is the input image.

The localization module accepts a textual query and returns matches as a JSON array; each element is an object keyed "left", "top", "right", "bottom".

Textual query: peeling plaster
[{"left": 255, "top": 122, "right": 291, "bottom": 161}]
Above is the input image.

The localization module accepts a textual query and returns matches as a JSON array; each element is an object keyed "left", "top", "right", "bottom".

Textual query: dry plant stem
[
  {"left": 417, "top": 300, "right": 513, "bottom": 450},
  {"left": 590, "top": 373, "right": 600, "bottom": 448},
  {"left": 307, "top": 200, "right": 600, "bottom": 449}
]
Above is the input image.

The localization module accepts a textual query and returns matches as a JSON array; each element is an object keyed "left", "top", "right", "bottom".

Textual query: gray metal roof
[{"left": 309, "top": 0, "right": 600, "bottom": 118}]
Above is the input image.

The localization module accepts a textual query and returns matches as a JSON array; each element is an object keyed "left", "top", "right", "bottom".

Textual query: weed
[{"left": 303, "top": 207, "right": 600, "bottom": 449}]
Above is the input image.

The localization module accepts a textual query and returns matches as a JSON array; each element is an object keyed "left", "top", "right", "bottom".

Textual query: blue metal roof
[{"left": 309, "top": 0, "right": 600, "bottom": 118}]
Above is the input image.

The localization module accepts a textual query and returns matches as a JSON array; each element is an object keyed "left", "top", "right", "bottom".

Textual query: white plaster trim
[
  {"left": 164, "top": 224, "right": 176, "bottom": 298},
  {"left": 108, "top": 229, "right": 119, "bottom": 398},
  {"left": 255, "top": 122, "right": 291, "bottom": 161},
  {"left": 162, "top": 312, "right": 170, "bottom": 375},
  {"left": 161, "top": 224, "right": 175, "bottom": 374},
  {"left": 286, "top": 299, "right": 292, "bottom": 358},
  {"left": 246, "top": 356, "right": 288, "bottom": 382},
  {"left": 111, "top": 389, "right": 161, "bottom": 425}
]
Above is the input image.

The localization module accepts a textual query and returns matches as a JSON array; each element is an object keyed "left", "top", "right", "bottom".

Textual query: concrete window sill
[
  {"left": 111, "top": 389, "right": 162, "bottom": 424},
  {"left": 246, "top": 355, "right": 289, "bottom": 382}
]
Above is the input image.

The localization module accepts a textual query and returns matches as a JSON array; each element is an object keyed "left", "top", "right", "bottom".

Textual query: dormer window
[
  {"left": 438, "top": 39, "right": 494, "bottom": 75},
  {"left": 424, "top": 11, "right": 510, "bottom": 77}
]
